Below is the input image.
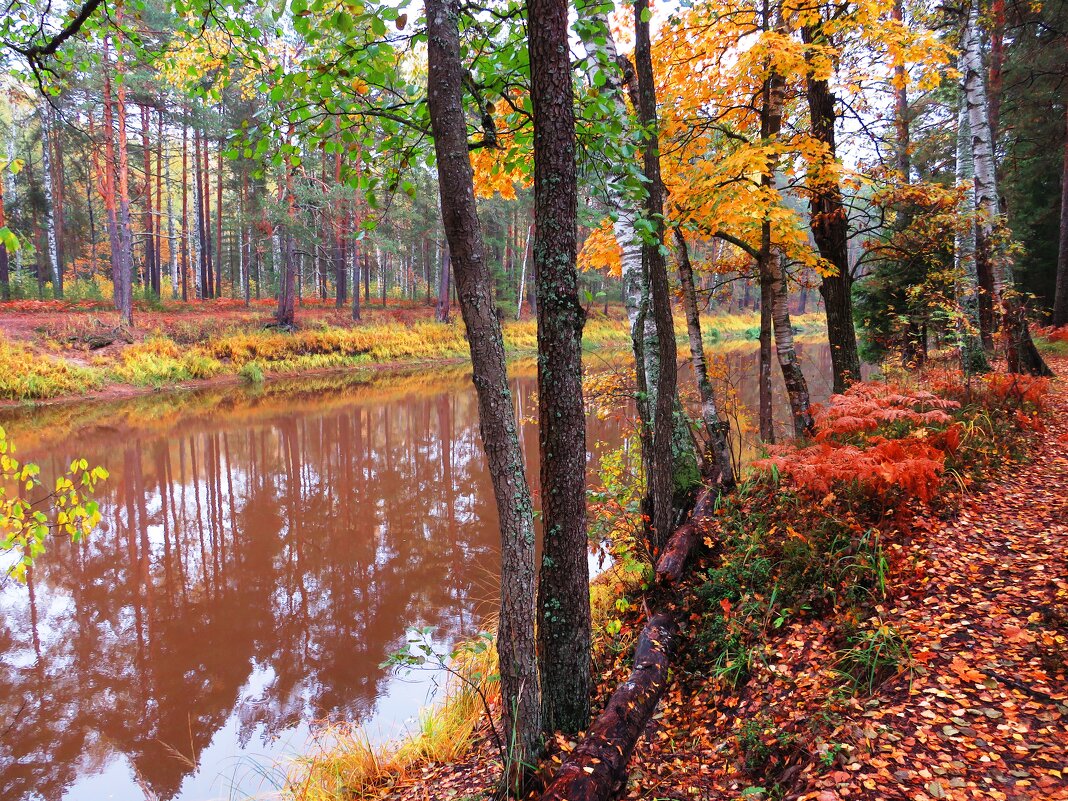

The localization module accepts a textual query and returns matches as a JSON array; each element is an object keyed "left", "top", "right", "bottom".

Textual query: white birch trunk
[
  {"left": 36, "top": 103, "right": 61, "bottom": 296},
  {"left": 954, "top": 101, "right": 987, "bottom": 373}
]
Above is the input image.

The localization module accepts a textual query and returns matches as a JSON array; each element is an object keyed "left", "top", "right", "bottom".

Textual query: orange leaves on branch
[{"left": 578, "top": 218, "right": 623, "bottom": 278}]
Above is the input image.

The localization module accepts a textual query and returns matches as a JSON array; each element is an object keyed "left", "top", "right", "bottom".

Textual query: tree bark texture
[
  {"left": 801, "top": 24, "right": 861, "bottom": 392},
  {"left": 961, "top": 0, "right": 1051, "bottom": 376},
  {"left": 426, "top": 0, "right": 541, "bottom": 772},
  {"left": 674, "top": 229, "right": 734, "bottom": 486},
  {"left": 1055, "top": 101, "right": 1068, "bottom": 328},
  {"left": 527, "top": 0, "right": 592, "bottom": 736},
  {"left": 635, "top": 0, "right": 686, "bottom": 551}
]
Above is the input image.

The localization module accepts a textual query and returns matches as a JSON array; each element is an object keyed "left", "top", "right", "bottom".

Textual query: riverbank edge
[{"left": 0, "top": 311, "right": 828, "bottom": 408}]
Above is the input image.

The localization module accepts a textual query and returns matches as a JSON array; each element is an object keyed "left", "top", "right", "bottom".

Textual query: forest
[{"left": 0, "top": 0, "right": 1065, "bottom": 800}]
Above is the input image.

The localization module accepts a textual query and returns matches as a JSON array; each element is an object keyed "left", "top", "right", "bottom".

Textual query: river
[{"left": 0, "top": 341, "right": 842, "bottom": 801}]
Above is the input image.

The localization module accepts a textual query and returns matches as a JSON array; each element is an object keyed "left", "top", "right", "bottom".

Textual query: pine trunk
[
  {"left": 113, "top": 34, "right": 134, "bottom": 325},
  {"left": 1055, "top": 102, "right": 1068, "bottom": 328},
  {"left": 36, "top": 102, "right": 62, "bottom": 298},
  {"left": 528, "top": 0, "right": 591, "bottom": 735},
  {"left": 140, "top": 104, "right": 158, "bottom": 298}
]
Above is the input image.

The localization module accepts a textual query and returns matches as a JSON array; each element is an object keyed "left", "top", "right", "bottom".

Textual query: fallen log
[
  {"left": 539, "top": 486, "right": 720, "bottom": 801},
  {"left": 655, "top": 487, "right": 716, "bottom": 585},
  {"left": 654, "top": 523, "right": 696, "bottom": 585},
  {"left": 539, "top": 613, "right": 677, "bottom": 801}
]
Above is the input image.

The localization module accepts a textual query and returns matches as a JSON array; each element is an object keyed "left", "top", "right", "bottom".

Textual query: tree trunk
[
  {"left": 36, "top": 101, "right": 62, "bottom": 298},
  {"left": 275, "top": 125, "right": 298, "bottom": 326},
  {"left": 0, "top": 167, "right": 8, "bottom": 301},
  {"left": 193, "top": 128, "right": 206, "bottom": 299},
  {"left": 426, "top": 0, "right": 541, "bottom": 777},
  {"left": 516, "top": 222, "right": 532, "bottom": 319},
  {"left": 436, "top": 243, "right": 451, "bottom": 322},
  {"left": 181, "top": 117, "right": 189, "bottom": 302},
  {"left": 771, "top": 253, "right": 814, "bottom": 436},
  {"left": 674, "top": 228, "right": 734, "bottom": 486},
  {"left": 955, "top": 101, "right": 989, "bottom": 374},
  {"left": 100, "top": 50, "right": 124, "bottom": 312},
  {"left": 802, "top": 24, "right": 861, "bottom": 392},
  {"left": 215, "top": 123, "right": 223, "bottom": 297},
  {"left": 635, "top": 0, "right": 684, "bottom": 552},
  {"left": 758, "top": 255, "right": 774, "bottom": 442},
  {"left": 140, "top": 104, "right": 158, "bottom": 298},
  {"left": 113, "top": 31, "right": 134, "bottom": 325},
  {"left": 528, "top": 0, "right": 591, "bottom": 736},
  {"left": 1055, "top": 102, "right": 1068, "bottom": 328},
  {"left": 155, "top": 105, "right": 164, "bottom": 286},
  {"left": 961, "top": 0, "right": 1051, "bottom": 376}
]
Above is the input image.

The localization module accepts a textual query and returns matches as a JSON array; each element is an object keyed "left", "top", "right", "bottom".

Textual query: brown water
[{"left": 0, "top": 342, "right": 842, "bottom": 801}]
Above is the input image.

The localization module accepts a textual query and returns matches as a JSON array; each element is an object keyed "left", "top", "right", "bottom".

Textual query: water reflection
[{"left": 0, "top": 341, "right": 843, "bottom": 801}]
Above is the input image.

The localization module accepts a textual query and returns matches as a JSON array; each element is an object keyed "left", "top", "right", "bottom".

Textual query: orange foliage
[
  {"left": 578, "top": 219, "right": 623, "bottom": 278},
  {"left": 757, "top": 381, "right": 963, "bottom": 502}
]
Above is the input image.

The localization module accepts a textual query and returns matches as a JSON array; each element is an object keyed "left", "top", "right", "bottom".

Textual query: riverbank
[
  {"left": 0, "top": 302, "right": 827, "bottom": 404},
  {"left": 287, "top": 346, "right": 1067, "bottom": 801}
]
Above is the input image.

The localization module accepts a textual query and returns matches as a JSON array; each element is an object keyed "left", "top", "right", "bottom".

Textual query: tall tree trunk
[
  {"left": 771, "top": 253, "right": 814, "bottom": 436},
  {"left": 36, "top": 101, "right": 62, "bottom": 298},
  {"left": 334, "top": 147, "right": 347, "bottom": 307},
  {"left": 1055, "top": 102, "right": 1068, "bottom": 328},
  {"left": 0, "top": 165, "right": 8, "bottom": 301},
  {"left": 582, "top": 7, "right": 696, "bottom": 520},
  {"left": 100, "top": 51, "right": 123, "bottom": 310},
  {"left": 802, "top": 24, "right": 861, "bottom": 392},
  {"left": 215, "top": 130, "right": 224, "bottom": 297},
  {"left": 276, "top": 125, "right": 298, "bottom": 327},
  {"left": 140, "top": 104, "right": 158, "bottom": 298},
  {"left": 181, "top": 118, "right": 189, "bottom": 302},
  {"left": 528, "top": 0, "right": 590, "bottom": 736},
  {"left": 635, "top": 0, "right": 686, "bottom": 551},
  {"left": 516, "top": 222, "right": 532, "bottom": 319},
  {"left": 955, "top": 96, "right": 989, "bottom": 373},
  {"left": 426, "top": 0, "right": 540, "bottom": 778},
  {"left": 193, "top": 128, "right": 206, "bottom": 299},
  {"left": 674, "top": 228, "right": 734, "bottom": 485},
  {"left": 758, "top": 255, "right": 774, "bottom": 442},
  {"left": 758, "top": 22, "right": 813, "bottom": 439},
  {"left": 166, "top": 121, "right": 178, "bottom": 298},
  {"left": 435, "top": 243, "right": 452, "bottom": 322},
  {"left": 113, "top": 31, "right": 134, "bottom": 325},
  {"left": 155, "top": 104, "right": 164, "bottom": 285},
  {"left": 961, "top": 0, "right": 1051, "bottom": 376}
]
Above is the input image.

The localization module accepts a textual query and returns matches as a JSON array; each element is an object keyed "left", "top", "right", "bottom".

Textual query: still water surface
[{"left": 0, "top": 343, "right": 840, "bottom": 801}]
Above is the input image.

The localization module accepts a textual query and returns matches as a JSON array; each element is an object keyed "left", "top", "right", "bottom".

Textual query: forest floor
[
  {"left": 616, "top": 356, "right": 1068, "bottom": 801},
  {"left": 319, "top": 351, "right": 1068, "bottom": 801}
]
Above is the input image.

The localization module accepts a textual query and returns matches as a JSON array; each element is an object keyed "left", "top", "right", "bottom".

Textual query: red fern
[{"left": 756, "top": 381, "right": 962, "bottom": 502}]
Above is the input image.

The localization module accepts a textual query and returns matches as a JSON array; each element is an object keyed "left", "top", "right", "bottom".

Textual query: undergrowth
[{"left": 688, "top": 369, "right": 1048, "bottom": 788}]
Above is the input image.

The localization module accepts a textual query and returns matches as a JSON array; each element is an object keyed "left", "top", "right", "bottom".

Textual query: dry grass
[
  {"left": 287, "top": 630, "right": 501, "bottom": 801},
  {"left": 0, "top": 310, "right": 826, "bottom": 402},
  {"left": 286, "top": 562, "right": 644, "bottom": 801},
  {"left": 0, "top": 338, "right": 104, "bottom": 400}
]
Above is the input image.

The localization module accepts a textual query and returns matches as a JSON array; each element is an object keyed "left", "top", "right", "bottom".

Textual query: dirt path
[{"left": 798, "top": 367, "right": 1068, "bottom": 800}]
